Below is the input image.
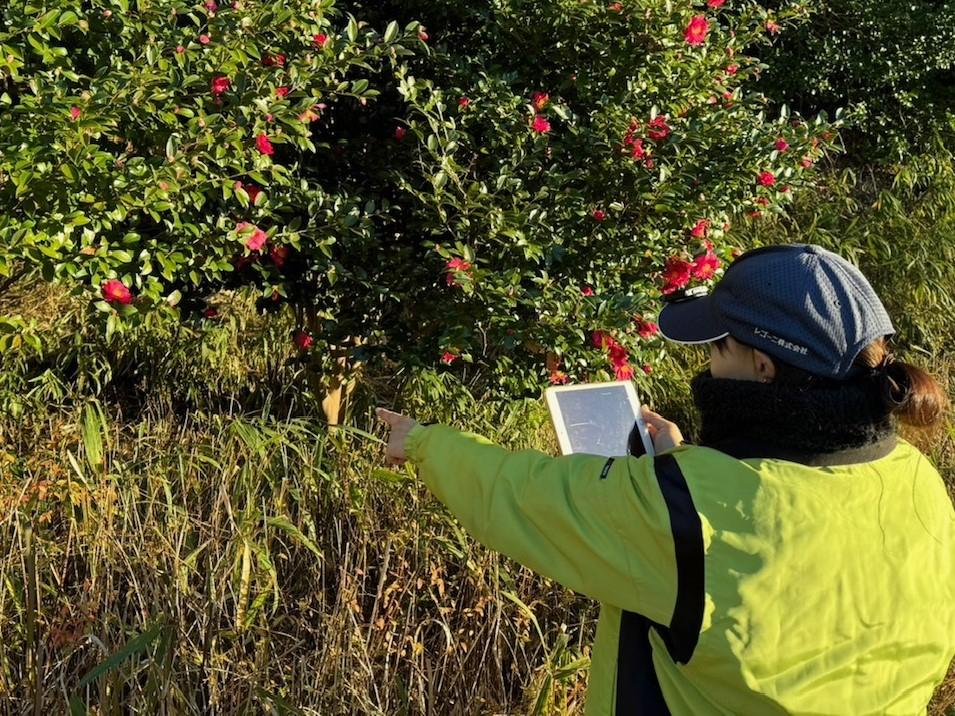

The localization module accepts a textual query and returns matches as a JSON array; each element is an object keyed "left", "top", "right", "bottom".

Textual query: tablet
[{"left": 545, "top": 381, "right": 655, "bottom": 458}]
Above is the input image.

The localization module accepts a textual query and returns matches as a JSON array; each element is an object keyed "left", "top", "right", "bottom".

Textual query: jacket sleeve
[{"left": 404, "top": 423, "right": 679, "bottom": 624}]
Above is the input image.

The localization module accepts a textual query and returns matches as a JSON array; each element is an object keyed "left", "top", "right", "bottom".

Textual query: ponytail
[{"left": 855, "top": 338, "right": 949, "bottom": 428}]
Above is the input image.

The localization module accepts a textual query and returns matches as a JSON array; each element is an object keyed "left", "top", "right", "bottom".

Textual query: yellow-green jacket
[{"left": 404, "top": 423, "right": 955, "bottom": 715}]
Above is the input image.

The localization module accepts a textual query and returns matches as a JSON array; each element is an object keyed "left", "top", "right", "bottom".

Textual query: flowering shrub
[
  {"left": 0, "top": 0, "right": 421, "bottom": 345},
  {"left": 351, "top": 0, "right": 840, "bottom": 391},
  {"left": 0, "top": 0, "right": 840, "bottom": 395}
]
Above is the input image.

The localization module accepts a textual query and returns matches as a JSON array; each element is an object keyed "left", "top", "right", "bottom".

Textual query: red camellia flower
[
  {"left": 203, "top": 307, "right": 219, "bottom": 319},
  {"left": 313, "top": 33, "right": 328, "bottom": 47},
  {"left": 275, "top": 86, "right": 290, "bottom": 98},
  {"left": 630, "top": 138, "right": 646, "bottom": 160},
  {"left": 707, "top": 0, "right": 725, "bottom": 7},
  {"left": 295, "top": 331, "right": 314, "bottom": 351},
  {"left": 642, "top": 364, "right": 653, "bottom": 375},
  {"left": 581, "top": 286, "right": 595, "bottom": 296},
  {"left": 781, "top": 185, "right": 791, "bottom": 193},
  {"left": 211, "top": 76, "right": 231, "bottom": 96},
  {"left": 270, "top": 245, "right": 290, "bottom": 268},
  {"left": 615, "top": 363, "right": 635, "bottom": 381},
  {"left": 445, "top": 257, "right": 473, "bottom": 286},
  {"left": 774, "top": 137, "right": 790, "bottom": 152},
  {"left": 757, "top": 170, "right": 776, "bottom": 187},
  {"left": 608, "top": 342, "right": 628, "bottom": 368},
  {"left": 691, "top": 251, "right": 722, "bottom": 280},
  {"left": 418, "top": 29, "right": 429, "bottom": 42},
  {"left": 69, "top": 106, "right": 81, "bottom": 121},
  {"left": 591, "top": 332, "right": 634, "bottom": 381},
  {"left": 394, "top": 126, "right": 407, "bottom": 141},
  {"left": 101, "top": 279, "right": 133, "bottom": 305},
  {"left": 766, "top": 19, "right": 780, "bottom": 34},
  {"left": 591, "top": 330, "right": 613, "bottom": 350},
  {"left": 661, "top": 256, "right": 693, "bottom": 294},
  {"left": 592, "top": 209, "right": 606, "bottom": 222},
  {"left": 199, "top": 34, "right": 211, "bottom": 44},
  {"left": 726, "top": 64, "right": 739, "bottom": 75},
  {"left": 608, "top": 2, "right": 624, "bottom": 11},
  {"left": 458, "top": 96, "right": 470, "bottom": 108},
  {"left": 175, "top": 45, "right": 186, "bottom": 54},
  {"left": 684, "top": 15, "right": 710, "bottom": 46},
  {"left": 634, "top": 317, "right": 660, "bottom": 339},
  {"left": 690, "top": 219, "right": 710, "bottom": 238},
  {"left": 440, "top": 351, "right": 457, "bottom": 365},
  {"left": 263, "top": 53, "right": 286, "bottom": 67},
  {"left": 236, "top": 222, "right": 268, "bottom": 251},
  {"left": 647, "top": 116, "right": 670, "bottom": 141},
  {"left": 531, "top": 115, "right": 551, "bottom": 134},
  {"left": 755, "top": 197, "right": 769, "bottom": 206},
  {"left": 531, "top": 91, "right": 550, "bottom": 112},
  {"left": 800, "top": 156, "right": 814, "bottom": 168},
  {"left": 204, "top": 0, "right": 218, "bottom": 11},
  {"left": 256, "top": 133, "right": 274, "bottom": 156}
]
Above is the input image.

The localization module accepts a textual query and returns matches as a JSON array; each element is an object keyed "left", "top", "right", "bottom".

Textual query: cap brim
[{"left": 658, "top": 295, "right": 730, "bottom": 344}]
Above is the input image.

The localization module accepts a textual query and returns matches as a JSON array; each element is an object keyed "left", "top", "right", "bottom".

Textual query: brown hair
[{"left": 713, "top": 336, "right": 949, "bottom": 428}]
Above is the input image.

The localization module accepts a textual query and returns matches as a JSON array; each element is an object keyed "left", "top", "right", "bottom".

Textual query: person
[{"left": 375, "top": 243, "right": 955, "bottom": 715}]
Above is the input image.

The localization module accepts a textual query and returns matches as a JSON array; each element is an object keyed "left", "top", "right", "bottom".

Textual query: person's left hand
[{"left": 375, "top": 407, "right": 419, "bottom": 466}]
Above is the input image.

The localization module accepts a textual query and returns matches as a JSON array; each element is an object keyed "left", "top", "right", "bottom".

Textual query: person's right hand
[{"left": 641, "top": 405, "right": 685, "bottom": 453}]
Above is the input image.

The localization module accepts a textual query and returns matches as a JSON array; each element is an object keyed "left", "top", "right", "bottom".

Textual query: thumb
[{"left": 641, "top": 405, "right": 667, "bottom": 427}]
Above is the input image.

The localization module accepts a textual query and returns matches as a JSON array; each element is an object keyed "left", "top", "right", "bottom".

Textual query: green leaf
[
  {"left": 383, "top": 20, "right": 399, "bottom": 44},
  {"left": 57, "top": 10, "right": 79, "bottom": 26},
  {"left": 75, "top": 624, "right": 163, "bottom": 690},
  {"left": 266, "top": 516, "right": 323, "bottom": 560}
]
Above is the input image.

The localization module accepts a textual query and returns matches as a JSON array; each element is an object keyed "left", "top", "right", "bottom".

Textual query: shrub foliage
[{"left": 0, "top": 0, "right": 839, "bottom": 394}]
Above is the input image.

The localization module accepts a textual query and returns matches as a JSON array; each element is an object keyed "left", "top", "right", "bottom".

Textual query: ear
[{"left": 752, "top": 349, "right": 777, "bottom": 382}]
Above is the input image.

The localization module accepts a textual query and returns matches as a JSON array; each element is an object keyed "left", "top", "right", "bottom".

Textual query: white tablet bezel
[{"left": 545, "top": 380, "right": 655, "bottom": 457}]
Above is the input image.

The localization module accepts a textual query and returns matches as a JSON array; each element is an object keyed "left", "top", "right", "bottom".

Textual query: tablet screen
[{"left": 549, "top": 383, "right": 639, "bottom": 457}]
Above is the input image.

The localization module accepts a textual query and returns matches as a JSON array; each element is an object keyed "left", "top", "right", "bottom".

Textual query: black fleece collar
[{"left": 689, "top": 370, "right": 897, "bottom": 466}]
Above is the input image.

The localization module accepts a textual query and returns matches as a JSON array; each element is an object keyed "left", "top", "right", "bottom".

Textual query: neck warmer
[{"left": 689, "top": 370, "right": 897, "bottom": 465}]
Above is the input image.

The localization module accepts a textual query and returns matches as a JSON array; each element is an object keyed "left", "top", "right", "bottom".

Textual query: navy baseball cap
[{"left": 657, "top": 244, "right": 895, "bottom": 379}]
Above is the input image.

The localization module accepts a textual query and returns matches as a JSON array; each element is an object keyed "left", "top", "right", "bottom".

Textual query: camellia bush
[{"left": 0, "top": 0, "right": 840, "bottom": 400}]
